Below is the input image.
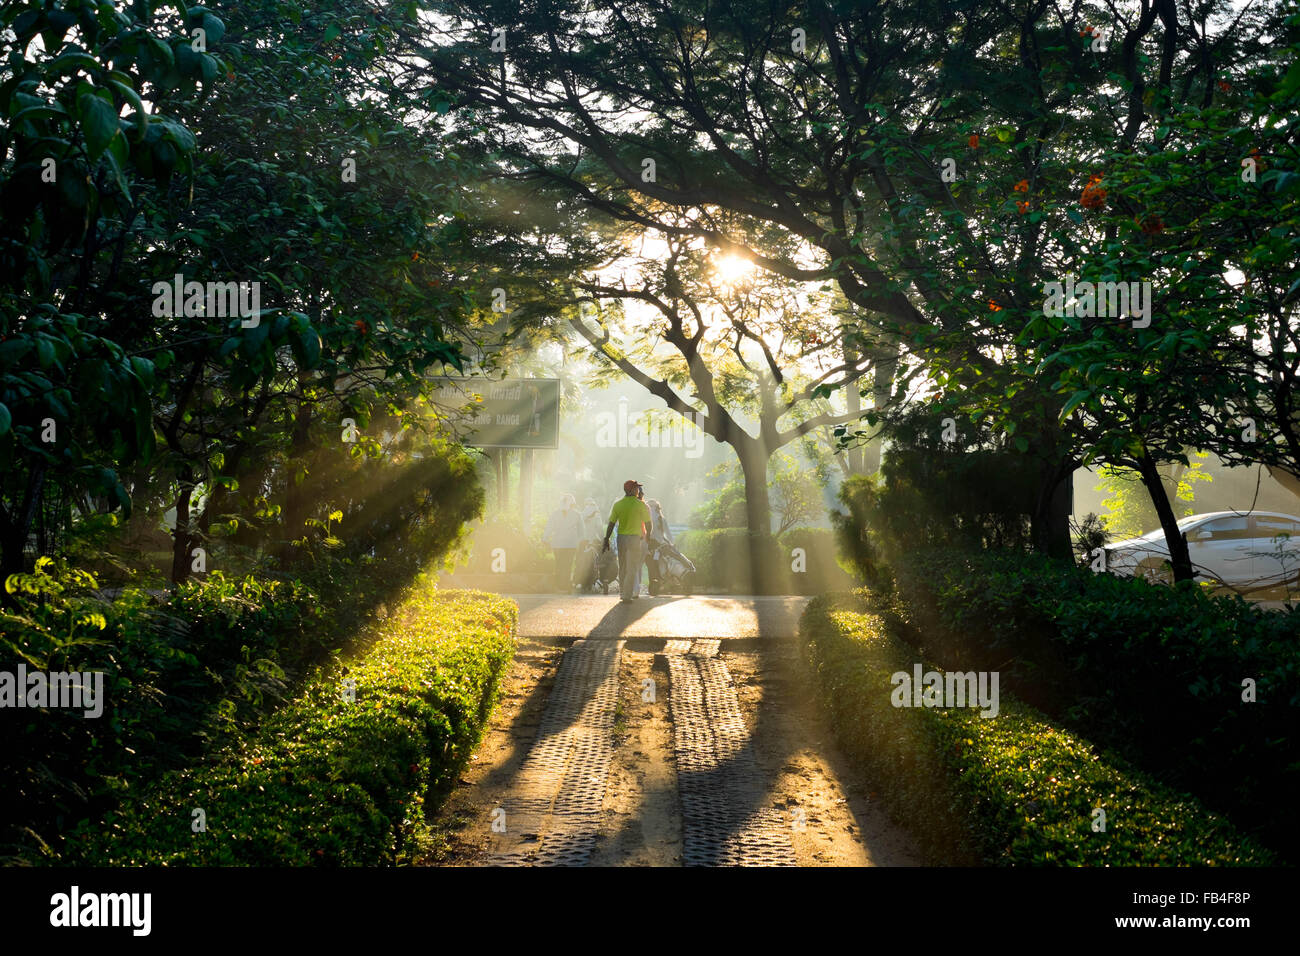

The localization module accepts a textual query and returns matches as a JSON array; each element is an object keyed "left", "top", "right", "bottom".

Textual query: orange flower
[
  {"left": 988, "top": 299, "right": 1002, "bottom": 312},
  {"left": 1217, "top": 80, "right": 1232, "bottom": 93},
  {"left": 1080, "top": 173, "right": 1106, "bottom": 209},
  {"left": 968, "top": 134, "right": 979, "bottom": 148},
  {"left": 1016, "top": 200, "right": 1030, "bottom": 214},
  {"left": 1014, "top": 179, "right": 1029, "bottom": 192},
  {"left": 354, "top": 320, "right": 369, "bottom": 334}
]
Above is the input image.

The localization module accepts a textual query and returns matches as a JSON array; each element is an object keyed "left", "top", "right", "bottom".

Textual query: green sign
[{"left": 435, "top": 378, "right": 560, "bottom": 448}]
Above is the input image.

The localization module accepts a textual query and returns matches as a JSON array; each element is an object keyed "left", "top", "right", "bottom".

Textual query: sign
[{"left": 435, "top": 377, "right": 560, "bottom": 449}]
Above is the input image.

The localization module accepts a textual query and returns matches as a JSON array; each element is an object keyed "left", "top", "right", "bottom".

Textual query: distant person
[
  {"left": 633, "top": 482, "right": 649, "bottom": 597},
  {"left": 579, "top": 497, "right": 601, "bottom": 539},
  {"left": 603, "top": 480, "right": 651, "bottom": 603},
  {"left": 543, "top": 493, "right": 586, "bottom": 592},
  {"left": 645, "top": 498, "right": 668, "bottom": 595}
]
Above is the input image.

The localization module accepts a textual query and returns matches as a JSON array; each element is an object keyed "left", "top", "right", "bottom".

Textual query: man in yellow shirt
[{"left": 602, "top": 479, "right": 651, "bottom": 603}]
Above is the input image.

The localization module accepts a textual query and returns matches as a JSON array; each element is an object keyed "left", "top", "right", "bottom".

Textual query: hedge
[
  {"left": 67, "top": 589, "right": 516, "bottom": 866},
  {"left": 799, "top": 591, "right": 1275, "bottom": 866},
  {"left": 885, "top": 547, "right": 1300, "bottom": 860},
  {"left": 676, "top": 528, "right": 783, "bottom": 592},
  {"left": 779, "top": 527, "right": 856, "bottom": 595},
  {"left": 675, "top": 526, "right": 852, "bottom": 593}
]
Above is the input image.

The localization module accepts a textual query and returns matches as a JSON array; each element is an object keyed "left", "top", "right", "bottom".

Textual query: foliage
[
  {"left": 885, "top": 547, "right": 1300, "bottom": 860},
  {"left": 800, "top": 591, "right": 1276, "bottom": 866},
  {"left": 1072, "top": 512, "right": 1110, "bottom": 566},
  {"left": 1096, "top": 454, "right": 1213, "bottom": 540},
  {"left": 691, "top": 453, "right": 825, "bottom": 535},
  {"left": 675, "top": 527, "right": 783, "bottom": 594},
  {"left": 779, "top": 527, "right": 855, "bottom": 596},
  {"left": 65, "top": 589, "right": 516, "bottom": 865}
]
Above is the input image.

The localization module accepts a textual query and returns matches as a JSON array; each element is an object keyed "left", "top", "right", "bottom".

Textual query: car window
[
  {"left": 1253, "top": 516, "right": 1300, "bottom": 539},
  {"left": 1188, "top": 516, "right": 1250, "bottom": 541}
]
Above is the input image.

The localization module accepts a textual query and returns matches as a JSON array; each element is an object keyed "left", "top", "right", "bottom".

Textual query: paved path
[
  {"left": 440, "top": 593, "right": 917, "bottom": 868},
  {"left": 511, "top": 594, "right": 811, "bottom": 640}
]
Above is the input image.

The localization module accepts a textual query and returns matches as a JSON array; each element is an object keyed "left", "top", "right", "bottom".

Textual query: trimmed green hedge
[
  {"left": 675, "top": 526, "right": 852, "bottom": 593},
  {"left": 799, "top": 591, "right": 1275, "bottom": 866},
  {"left": 68, "top": 589, "right": 516, "bottom": 866},
  {"left": 676, "top": 528, "right": 783, "bottom": 592},
  {"left": 885, "top": 547, "right": 1300, "bottom": 860},
  {"left": 780, "top": 527, "right": 856, "bottom": 595}
]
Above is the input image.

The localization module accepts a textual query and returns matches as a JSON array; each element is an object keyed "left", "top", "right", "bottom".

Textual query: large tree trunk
[
  {"left": 1030, "top": 455, "right": 1074, "bottom": 559},
  {"left": 735, "top": 437, "right": 780, "bottom": 593},
  {"left": 1136, "top": 447, "right": 1194, "bottom": 582},
  {"left": 170, "top": 477, "right": 195, "bottom": 585},
  {"left": 861, "top": 342, "right": 898, "bottom": 476}
]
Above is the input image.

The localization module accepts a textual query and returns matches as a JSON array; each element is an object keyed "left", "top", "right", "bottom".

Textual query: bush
[
  {"left": 67, "top": 589, "right": 516, "bottom": 865},
  {"left": 887, "top": 547, "right": 1300, "bottom": 860},
  {"left": 778, "top": 527, "right": 855, "bottom": 595},
  {"left": 1, "top": 562, "right": 336, "bottom": 860},
  {"left": 799, "top": 591, "right": 1275, "bottom": 866},
  {"left": 675, "top": 528, "right": 785, "bottom": 593}
]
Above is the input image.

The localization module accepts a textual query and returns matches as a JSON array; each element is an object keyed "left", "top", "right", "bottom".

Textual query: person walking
[
  {"left": 543, "top": 493, "right": 586, "bottom": 592},
  {"left": 602, "top": 480, "right": 651, "bottom": 603},
  {"left": 645, "top": 497, "right": 668, "bottom": 596}
]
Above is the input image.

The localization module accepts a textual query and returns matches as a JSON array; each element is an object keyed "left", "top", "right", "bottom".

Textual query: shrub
[
  {"left": 887, "top": 547, "right": 1300, "bottom": 860},
  {"left": 67, "top": 589, "right": 517, "bottom": 865},
  {"left": 1, "top": 563, "right": 332, "bottom": 860},
  {"left": 799, "top": 591, "right": 1275, "bottom": 866},
  {"left": 777, "top": 527, "right": 855, "bottom": 595},
  {"left": 675, "top": 528, "right": 785, "bottom": 593}
]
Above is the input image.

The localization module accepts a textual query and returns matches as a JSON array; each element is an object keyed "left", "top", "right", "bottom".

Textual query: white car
[{"left": 1103, "top": 511, "right": 1300, "bottom": 592}]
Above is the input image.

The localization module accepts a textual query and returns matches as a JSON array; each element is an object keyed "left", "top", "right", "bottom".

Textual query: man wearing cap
[{"left": 603, "top": 480, "right": 651, "bottom": 603}]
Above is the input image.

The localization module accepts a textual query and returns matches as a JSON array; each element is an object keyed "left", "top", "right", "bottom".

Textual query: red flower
[
  {"left": 968, "top": 134, "right": 979, "bottom": 148},
  {"left": 354, "top": 320, "right": 368, "bottom": 334},
  {"left": 988, "top": 299, "right": 1003, "bottom": 312},
  {"left": 1016, "top": 200, "right": 1030, "bottom": 215},
  {"left": 1013, "top": 179, "right": 1029, "bottom": 193},
  {"left": 1217, "top": 80, "right": 1232, "bottom": 93}
]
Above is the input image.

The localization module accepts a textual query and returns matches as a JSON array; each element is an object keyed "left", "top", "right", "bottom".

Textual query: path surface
[{"left": 427, "top": 594, "right": 917, "bottom": 867}]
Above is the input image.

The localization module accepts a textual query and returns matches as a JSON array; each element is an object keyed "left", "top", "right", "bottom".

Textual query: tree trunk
[
  {"left": 521, "top": 447, "right": 534, "bottom": 529},
  {"left": 170, "top": 478, "right": 195, "bottom": 585},
  {"left": 1, "top": 462, "right": 48, "bottom": 603},
  {"left": 861, "top": 343, "right": 898, "bottom": 475},
  {"left": 735, "top": 438, "right": 780, "bottom": 593},
  {"left": 1031, "top": 456, "right": 1074, "bottom": 559},
  {"left": 1136, "top": 448, "right": 1194, "bottom": 582},
  {"left": 277, "top": 393, "right": 314, "bottom": 564}
]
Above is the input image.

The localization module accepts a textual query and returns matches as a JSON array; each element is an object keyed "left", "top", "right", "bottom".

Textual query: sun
[{"left": 713, "top": 253, "right": 756, "bottom": 286}]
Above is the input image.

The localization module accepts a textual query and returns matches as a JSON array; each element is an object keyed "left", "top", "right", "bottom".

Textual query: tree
[
  {"left": 399, "top": 0, "right": 1293, "bottom": 563},
  {"left": 569, "top": 234, "right": 873, "bottom": 541}
]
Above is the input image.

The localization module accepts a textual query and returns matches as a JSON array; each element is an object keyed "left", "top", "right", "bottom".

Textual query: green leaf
[
  {"left": 0, "top": 402, "right": 10, "bottom": 436},
  {"left": 77, "top": 91, "right": 120, "bottom": 162}
]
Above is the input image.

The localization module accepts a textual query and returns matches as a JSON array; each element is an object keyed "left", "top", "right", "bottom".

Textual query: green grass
[
  {"left": 68, "top": 588, "right": 517, "bottom": 866},
  {"left": 799, "top": 590, "right": 1276, "bottom": 866}
]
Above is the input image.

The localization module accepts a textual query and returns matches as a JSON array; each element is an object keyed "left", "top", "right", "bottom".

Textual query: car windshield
[{"left": 1136, "top": 515, "right": 1206, "bottom": 540}]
